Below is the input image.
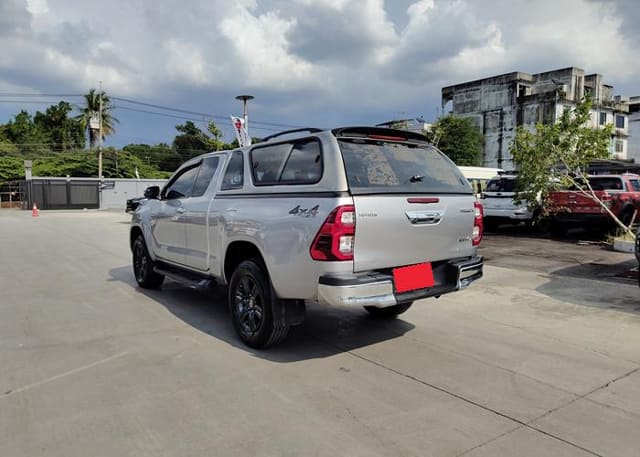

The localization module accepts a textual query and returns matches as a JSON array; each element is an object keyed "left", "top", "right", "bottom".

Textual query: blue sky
[{"left": 1, "top": 0, "right": 639, "bottom": 148}]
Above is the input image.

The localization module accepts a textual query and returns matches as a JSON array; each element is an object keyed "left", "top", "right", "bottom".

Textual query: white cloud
[{"left": 0, "top": 0, "right": 638, "bottom": 146}]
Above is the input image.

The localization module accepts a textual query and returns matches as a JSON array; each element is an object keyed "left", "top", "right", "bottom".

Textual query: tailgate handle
[{"left": 405, "top": 210, "right": 443, "bottom": 225}]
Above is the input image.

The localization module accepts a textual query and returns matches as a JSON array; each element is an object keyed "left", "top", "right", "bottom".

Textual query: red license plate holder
[{"left": 393, "top": 262, "right": 435, "bottom": 293}]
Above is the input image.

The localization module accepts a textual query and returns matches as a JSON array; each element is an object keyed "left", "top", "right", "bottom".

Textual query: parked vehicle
[
  {"left": 635, "top": 225, "right": 640, "bottom": 287},
  {"left": 130, "top": 126, "right": 484, "bottom": 348},
  {"left": 481, "top": 173, "right": 539, "bottom": 229},
  {"left": 458, "top": 166, "right": 503, "bottom": 198},
  {"left": 125, "top": 197, "right": 145, "bottom": 213},
  {"left": 545, "top": 174, "right": 640, "bottom": 235}
]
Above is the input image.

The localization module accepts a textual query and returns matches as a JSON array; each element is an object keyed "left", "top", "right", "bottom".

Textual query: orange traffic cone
[{"left": 32, "top": 203, "right": 39, "bottom": 217}]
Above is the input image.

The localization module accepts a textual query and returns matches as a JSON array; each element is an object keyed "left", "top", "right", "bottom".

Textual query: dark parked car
[{"left": 125, "top": 197, "right": 146, "bottom": 213}]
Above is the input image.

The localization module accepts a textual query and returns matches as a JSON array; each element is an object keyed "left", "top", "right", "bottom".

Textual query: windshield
[
  {"left": 338, "top": 139, "right": 471, "bottom": 195},
  {"left": 485, "top": 177, "right": 517, "bottom": 193}
]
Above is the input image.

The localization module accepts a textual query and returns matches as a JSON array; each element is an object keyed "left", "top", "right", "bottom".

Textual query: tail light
[
  {"left": 310, "top": 205, "right": 355, "bottom": 261},
  {"left": 601, "top": 193, "right": 613, "bottom": 208},
  {"left": 472, "top": 201, "right": 483, "bottom": 246}
]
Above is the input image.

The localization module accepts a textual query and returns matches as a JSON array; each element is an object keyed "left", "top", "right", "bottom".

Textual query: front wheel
[
  {"left": 132, "top": 236, "right": 164, "bottom": 289},
  {"left": 228, "top": 259, "right": 289, "bottom": 348},
  {"left": 364, "top": 302, "right": 413, "bottom": 318}
]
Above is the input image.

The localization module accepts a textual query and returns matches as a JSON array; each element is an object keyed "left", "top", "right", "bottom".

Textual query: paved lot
[{"left": 1, "top": 210, "right": 639, "bottom": 457}]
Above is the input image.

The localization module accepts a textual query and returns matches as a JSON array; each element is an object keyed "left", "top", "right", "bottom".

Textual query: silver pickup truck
[{"left": 130, "top": 126, "right": 483, "bottom": 348}]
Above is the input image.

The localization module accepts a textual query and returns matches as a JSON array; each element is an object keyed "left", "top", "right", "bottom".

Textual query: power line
[
  {"left": 0, "top": 93, "right": 84, "bottom": 97},
  {"left": 0, "top": 91, "right": 311, "bottom": 130},
  {"left": 113, "top": 105, "right": 282, "bottom": 132}
]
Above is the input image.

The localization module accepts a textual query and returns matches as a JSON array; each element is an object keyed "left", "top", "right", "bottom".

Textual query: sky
[{"left": 1, "top": 0, "right": 639, "bottom": 148}]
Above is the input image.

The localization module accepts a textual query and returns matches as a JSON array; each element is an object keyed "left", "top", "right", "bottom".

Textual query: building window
[
  {"left": 599, "top": 112, "right": 607, "bottom": 125},
  {"left": 615, "top": 141, "right": 624, "bottom": 153},
  {"left": 615, "top": 115, "right": 625, "bottom": 129}
]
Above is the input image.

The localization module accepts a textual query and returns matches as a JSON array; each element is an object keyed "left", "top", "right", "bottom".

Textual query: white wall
[
  {"left": 100, "top": 179, "right": 168, "bottom": 210},
  {"left": 628, "top": 112, "right": 640, "bottom": 163}
]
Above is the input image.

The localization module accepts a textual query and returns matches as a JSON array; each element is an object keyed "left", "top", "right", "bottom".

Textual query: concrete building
[
  {"left": 441, "top": 67, "right": 631, "bottom": 169},
  {"left": 376, "top": 118, "right": 432, "bottom": 135},
  {"left": 629, "top": 97, "right": 640, "bottom": 163}
]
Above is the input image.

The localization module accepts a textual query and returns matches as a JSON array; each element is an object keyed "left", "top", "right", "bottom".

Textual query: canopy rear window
[
  {"left": 588, "top": 177, "right": 624, "bottom": 191},
  {"left": 338, "top": 139, "right": 471, "bottom": 195}
]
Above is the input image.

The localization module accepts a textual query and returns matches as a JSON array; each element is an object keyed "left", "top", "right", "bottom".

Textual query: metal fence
[{"left": 21, "top": 178, "right": 100, "bottom": 210}]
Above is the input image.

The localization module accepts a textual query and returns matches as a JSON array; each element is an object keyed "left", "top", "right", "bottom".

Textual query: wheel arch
[
  {"left": 224, "top": 240, "right": 266, "bottom": 284},
  {"left": 130, "top": 225, "right": 144, "bottom": 250}
]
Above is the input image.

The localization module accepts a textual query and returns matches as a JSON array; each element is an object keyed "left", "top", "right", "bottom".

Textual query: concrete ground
[{"left": 1, "top": 210, "right": 639, "bottom": 457}]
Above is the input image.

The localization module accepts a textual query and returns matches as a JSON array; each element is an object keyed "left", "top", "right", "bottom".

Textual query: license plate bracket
[{"left": 393, "top": 262, "right": 435, "bottom": 294}]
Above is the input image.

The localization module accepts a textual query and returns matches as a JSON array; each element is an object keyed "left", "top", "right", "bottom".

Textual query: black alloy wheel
[
  {"left": 234, "top": 275, "right": 264, "bottom": 336},
  {"left": 132, "top": 236, "right": 164, "bottom": 289},
  {"left": 228, "top": 259, "right": 289, "bottom": 348}
]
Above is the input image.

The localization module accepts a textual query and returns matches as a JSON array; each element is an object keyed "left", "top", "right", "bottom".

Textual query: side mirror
[{"left": 144, "top": 186, "right": 160, "bottom": 199}]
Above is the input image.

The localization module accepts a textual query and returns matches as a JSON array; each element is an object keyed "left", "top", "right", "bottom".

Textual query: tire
[
  {"left": 228, "top": 259, "right": 289, "bottom": 348},
  {"left": 483, "top": 218, "right": 498, "bottom": 232},
  {"left": 619, "top": 208, "right": 635, "bottom": 227},
  {"left": 132, "top": 235, "right": 164, "bottom": 289},
  {"left": 364, "top": 302, "right": 413, "bottom": 318}
]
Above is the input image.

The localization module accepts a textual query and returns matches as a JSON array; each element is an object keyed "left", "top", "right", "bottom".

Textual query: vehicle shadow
[
  {"left": 535, "top": 260, "right": 640, "bottom": 315},
  {"left": 483, "top": 222, "right": 606, "bottom": 242},
  {"left": 108, "top": 266, "right": 415, "bottom": 362}
]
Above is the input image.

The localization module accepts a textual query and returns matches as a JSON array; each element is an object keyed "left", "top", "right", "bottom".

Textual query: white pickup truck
[{"left": 130, "top": 126, "right": 484, "bottom": 348}]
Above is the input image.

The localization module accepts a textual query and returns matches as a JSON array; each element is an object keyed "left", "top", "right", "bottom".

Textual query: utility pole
[
  {"left": 98, "top": 81, "right": 103, "bottom": 180},
  {"left": 235, "top": 94, "right": 254, "bottom": 137}
]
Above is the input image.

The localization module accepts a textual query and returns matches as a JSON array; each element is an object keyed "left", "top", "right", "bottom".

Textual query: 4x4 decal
[{"left": 289, "top": 204, "right": 319, "bottom": 217}]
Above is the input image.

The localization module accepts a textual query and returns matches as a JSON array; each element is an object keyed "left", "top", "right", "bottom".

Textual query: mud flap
[{"left": 272, "top": 298, "right": 306, "bottom": 327}]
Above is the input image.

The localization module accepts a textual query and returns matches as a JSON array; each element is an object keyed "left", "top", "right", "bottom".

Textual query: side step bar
[{"left": 154, "top": 261, "right": 214, "bottom": 290}]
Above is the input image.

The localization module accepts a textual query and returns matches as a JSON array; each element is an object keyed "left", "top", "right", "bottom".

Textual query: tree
[
  {"left": 75, "top": 89, "right": 118, "bottom": 148},
  {"left": 425, "top": 115, "right": 484, "bottom": 166},
  {"left": 172, "top": 120, "right": 232, "bottom": 160},
  {"left": 122, "top": 143, "right": 183, "bottom": 171},
  {"left": 33, "top": 101, "right": 85, "bottom": 151},
  {"left": 2, "top": 110, "right": 49, "bottom": 155},
  {"left": 207, "top": 121, "right": 225, "bottom": 151},
  {"left": 509, "top": 97, "right": 628, "bottom": 234}
]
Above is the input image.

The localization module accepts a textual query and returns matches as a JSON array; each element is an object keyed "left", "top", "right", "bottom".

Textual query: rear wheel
[
  {"left": 364, "top": 302, "right": 413, "bottom": 318},
  {"left": 619, "top": 208, "right": 635, "bottom": 227},
  {"left": 483, "top": 218, "right": 498, "bottom": 232},
  {"left": 228, "top": 259, "right": 289, "bottom": 348},
  {"left": 132, "top": 235, "right": 164, "bottom": 289}
]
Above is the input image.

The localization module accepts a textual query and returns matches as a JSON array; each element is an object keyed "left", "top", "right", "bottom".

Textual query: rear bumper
[{"left": 317, "top": 256, "right": 483, "bottom": 308}]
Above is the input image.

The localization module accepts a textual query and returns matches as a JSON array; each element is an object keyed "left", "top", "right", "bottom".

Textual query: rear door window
[
  {"left": 221, "top": 151, "right": 244, "bottom": 190},
  {"left": 250, "top": 139, "right": 322, "bottom": 185},
  {"left": 338, "top": 140, "right": 470, "bottom": 194}
]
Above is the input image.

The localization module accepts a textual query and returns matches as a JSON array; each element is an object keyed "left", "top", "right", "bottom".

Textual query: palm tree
[{"left": 75, "top": 89, "right": 118, "bottom": 148}]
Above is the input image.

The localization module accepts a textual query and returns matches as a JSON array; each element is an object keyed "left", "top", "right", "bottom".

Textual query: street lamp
[{"left": 235, "top": 94, "right": 254, "bottom": 136}]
